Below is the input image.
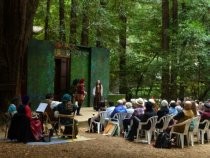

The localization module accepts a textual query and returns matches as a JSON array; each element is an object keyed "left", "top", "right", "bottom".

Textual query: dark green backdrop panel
[
  {"left": 70, "top": 49, "right": 90, "bottom": 106},
  {"left": 90, "top": 47, "right": 109, "bottom": 106},
  {"left": 27, "top": 39, "right": 55, "bottom": 109}
]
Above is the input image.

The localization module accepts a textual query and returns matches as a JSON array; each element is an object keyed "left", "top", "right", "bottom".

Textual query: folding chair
[{"left": 57, "top": 114, "right": 75, "bottom": 140}]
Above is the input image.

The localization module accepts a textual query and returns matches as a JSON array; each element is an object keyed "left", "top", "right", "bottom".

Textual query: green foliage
[{"left": 33, "top": 0, "right": 210, "bottom": 100}]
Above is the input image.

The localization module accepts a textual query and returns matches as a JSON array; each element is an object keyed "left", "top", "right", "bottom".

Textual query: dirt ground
[{"left": 1, "top": 126, "right": 210, "bottom": 158}]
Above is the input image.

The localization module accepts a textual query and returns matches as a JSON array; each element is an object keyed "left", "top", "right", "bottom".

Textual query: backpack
[{"left": 154, "top": 132, "right": 172, "bottom": 149}]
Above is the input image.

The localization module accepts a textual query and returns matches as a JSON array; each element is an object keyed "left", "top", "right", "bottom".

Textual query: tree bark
[
  {"left": 59, "top": 0, "right": 66, "bottom": 42},
  {"left": 118, "top": 9, "right": 127, "bottom": 94},
  {"left": 0, "top": 0, "right": 39, "bottom": 110},
  {"left": 69, "top": 0, "right": 78, "bottom": 45},
  {"left": 81, "top": 1, "right": 89, "bottom": 46},
  {"left": 170, "top": 0, "right": 178, "bottom": 100},
  {"left": 161, "top": 0, "right": 170, "bottom": 99},
  {"left": 96, "top": 0, "right": 107, "bottom": 47},
  {"left": 44, "top": 0, "right": 51, "bottom": 40}
]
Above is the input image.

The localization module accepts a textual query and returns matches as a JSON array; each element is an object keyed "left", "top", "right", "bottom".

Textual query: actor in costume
[
  {"left": 93, "top": 80, "right": 103, "bottom": 111},
  {"left": 75, "top": 78, "right": 87, "bottom": 115}
]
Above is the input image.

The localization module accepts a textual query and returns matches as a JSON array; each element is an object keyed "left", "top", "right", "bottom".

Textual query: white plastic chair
[
  {"left": 91, "top": 111, "right": 109, "bottom": 134},
  {"left": 170, "top": 118, "right": 192, "bottom": 148},
  {"left": 198, "top": 119, "right": 210, "bottom": 144},
  {"left": 110, "top": 113, "right": 127, "bottom": 136},
  {"left": 156, "top": 115, "right": 172, "bottom": 134},
  {"left": 135, "top": 116, "right": 158, "bottom": 144},
  {"left": 188, "top": 116, "right": 200, "bottom": 146}
]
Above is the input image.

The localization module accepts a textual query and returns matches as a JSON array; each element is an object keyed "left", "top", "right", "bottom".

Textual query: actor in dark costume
[{"left": 93, "top": 80, "right": 103, "bottom": 111}]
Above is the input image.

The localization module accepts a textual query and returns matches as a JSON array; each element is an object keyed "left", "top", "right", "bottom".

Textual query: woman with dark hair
[
  {"left": 93, "top": 80, "right": 103, "bottom": 111},
  {"left": 8, "top": 96, "right": 43, "bottom": 143}
]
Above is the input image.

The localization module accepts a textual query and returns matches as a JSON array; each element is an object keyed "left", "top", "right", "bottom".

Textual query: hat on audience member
[
  {"left": 62, "top": 94, "right": 71, "bottom": 102},
  {"left": 204, "top": 102, "right": 210, "bottom": 108},
  {"left": 130, "top": 99, "right": 136, "bottom": 104},
  {"left": 136, "top": 98, "right": 144, "bottom": 105},
  {"left": 125, "top": 102, "right": 132, "bottom": 109},
  {"left": 117, "top": 99, "right": 123, "bottom": 104},
  {"left": 161, "top": 100, "right": 168, "bottom": 107}
]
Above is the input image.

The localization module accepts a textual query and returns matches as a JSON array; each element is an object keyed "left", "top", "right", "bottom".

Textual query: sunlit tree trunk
[
  {"left": 44, "top": 0, "right": 51, "bottom": 40},
  {"left": 0, "top": 0, "right": 39, "bottom": 110},
  {"left": 69, "top": 0, "right": 78, "bottom": 45},
  {"left": 81, "top": 0, "right": 89, "bottom": 46},
  {"left": 59, "top": 0, "right": 66, "bottom": 42},
  {"left": 161, "top": 0, "right": 170, "bottom": 99}
]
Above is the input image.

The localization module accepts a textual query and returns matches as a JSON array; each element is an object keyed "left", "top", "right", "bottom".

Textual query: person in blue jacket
[{"left": 110, "top": 99, "right": 127, "bottom": 118}]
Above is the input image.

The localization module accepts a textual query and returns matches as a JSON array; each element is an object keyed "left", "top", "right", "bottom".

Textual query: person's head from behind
[
  {"left": 160, "top": 99, "right": 168, "bottom": 109},
  {"left": 116, "top": 99, "right": 123, "bottom": 106},
  {"left": 184, "top": 100, "right": 192, "bottom": 110},
  {"left": 125, "top": 102, "right": 132, "bottom": 109},
  {"left": 145, "top": 101, "right": 153, "bottom": 111},
  {"left": 170, "top": 100, "right": 176, "bottom": 108},
  {"left": 204, "top": 102, "right": 210, "bottom": 112}
]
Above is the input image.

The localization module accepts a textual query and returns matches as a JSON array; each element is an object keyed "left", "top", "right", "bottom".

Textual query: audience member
[
  {"left": 156, "top": 99, "right": 169, "bottom": 129},
  {"left": 54, "top": 93, "right": 78, "bottom": 138}
]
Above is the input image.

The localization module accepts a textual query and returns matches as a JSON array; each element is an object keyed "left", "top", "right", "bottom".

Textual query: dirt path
[{"left": 1, "top": 127, "right": 210, "bottom": 158}]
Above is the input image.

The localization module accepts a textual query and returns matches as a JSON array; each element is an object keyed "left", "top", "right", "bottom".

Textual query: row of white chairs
[
  {"left": 134, "top": 115, "right": 210, "bottom": 148},
  {"left": 89, "top": 111, "right": 210, "bottom": 148}
]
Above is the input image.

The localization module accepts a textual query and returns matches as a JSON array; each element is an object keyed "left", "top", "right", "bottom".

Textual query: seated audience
[
  {"left": 199, "top": 102, "right": 210, "bottom": 129},
  {"left": 126, "top": 101, "right": 157, "bottom": 141},
  {"left": 123, "top": 98, "right": 144, "bottom": 134},
  {"left": 175, "top": 99, "right": 183, "bottom": 113},
  {"left": 8, "top": 96, "right": 43, "bottom": 143},
  {"left": 172, "top": 101, "right": 194, "bottom": 133}
]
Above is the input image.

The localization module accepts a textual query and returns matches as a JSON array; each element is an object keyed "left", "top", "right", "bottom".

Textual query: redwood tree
[
  {"left": 161, "top": 0, "right": 170, "bottom": 99},
  {"left": 0, "top": 0, "right": 39, "bottom": 110}
]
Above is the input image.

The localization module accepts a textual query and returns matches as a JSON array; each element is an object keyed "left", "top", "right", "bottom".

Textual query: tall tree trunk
[
  {"left": 161, "top": 0, "right": 170, "bottom": 99},
  {"left": 96, "top": 0, "right": 107, "bottom": 47},
  {"left": 81, "top": 1, "right": 89, "bottom": 46},
  {"left": 44, "top": 0, "right": 51, "bottom": 40},
  {"left": 59, "top": 0, "right": 66, "bottom": 42},
  {"left": 0, "top": 0, "right": 39, "bottom": 110},
  {"left": 170, "top": 0, "right": 178, "bottom": 100},
  {"left": 118, "top": 9, "right": 127, "bottom": 95},
  {"left": 69, "top": 0, "right": 77, "bottom": 45}
]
